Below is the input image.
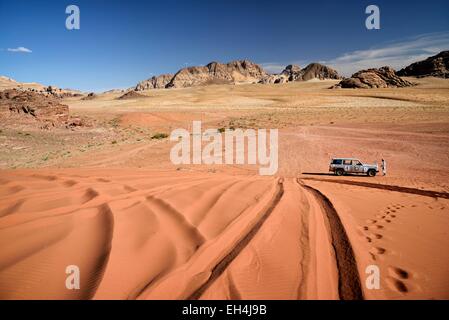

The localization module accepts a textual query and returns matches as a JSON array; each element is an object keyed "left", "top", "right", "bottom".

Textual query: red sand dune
[{"left": 1, "top": 167, "right": 448, "bottom": 300}]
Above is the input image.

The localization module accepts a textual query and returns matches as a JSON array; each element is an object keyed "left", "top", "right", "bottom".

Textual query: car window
[
  {"left": 343, "top": 160, "right": 351, "bottom": 165},
  {"left": 352, "top": 160, "right": 362, "bottom": 165},
  {"left": 332, "top": 159, "right": 342, "bottom": 165}
]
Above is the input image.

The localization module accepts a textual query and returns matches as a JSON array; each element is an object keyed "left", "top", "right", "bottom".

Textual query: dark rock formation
[
  {"left": 117, "top": 91, "right": 146, "bottom": 100},
  {"left": 82, "top": 92, "right": 97, "bottom": 100},
  {"left": 397, "top": 51, "right": 449, "bottom": 78},
  {"left": 333, "top": 66, "right": 414, "bottom": 89}
]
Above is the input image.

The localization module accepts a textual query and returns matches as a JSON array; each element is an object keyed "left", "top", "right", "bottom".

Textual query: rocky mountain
[
  {"left": 0, "top": 89, "right": 70, "bottom": 128},
  {"left": 397, "top": 51, "right": 449, "bottom": 78},
  {"left": 166, "top": 60, "right": 268, "bottom": 88},
  {"left": 297, "top": 63, "right": 341, "bottom": 81},
  {"left": 333, "top": 66, "right": 414, "bottom": 89},
  {"left": 135, "top": 74, "right": 173, "bottom": 91},
  {"left": 259, "top": 63, "right": 341, "bottom": 84},
  {"left": 134, "top": 60, "right": 268, "bottom": 90}
]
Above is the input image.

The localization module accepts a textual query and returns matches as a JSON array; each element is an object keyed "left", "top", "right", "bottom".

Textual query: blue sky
[{"left": 1, "top": 0, "right": 448, "bottom": 92}]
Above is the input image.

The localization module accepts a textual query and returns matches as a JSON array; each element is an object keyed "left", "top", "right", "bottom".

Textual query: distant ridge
[{"left": 135, "top": 61, "right": 341, "bottom": 90}]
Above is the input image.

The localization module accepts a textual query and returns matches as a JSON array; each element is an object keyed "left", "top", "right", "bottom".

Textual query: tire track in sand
[
  {"left": 187, "top": 179, "right": 284, "bottom": 300},
  {"left": 298, "top": 179, "right": 364, "bottom": 300},
  {"left": 302, "top": 178, "right": 449, "bottom": 199}
]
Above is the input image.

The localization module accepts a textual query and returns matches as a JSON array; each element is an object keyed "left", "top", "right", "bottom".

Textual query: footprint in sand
[
  {"left": 368, "top": 246, "right": 386, "bottom": 261},
  {"left": 388, "top": 266, "right": 409, "bottom": 279},
  {"left": 363, "top": 230, "right": 383, "bottom": 244},
  {"left": 62, "top": 180, "right": 78, "bottom": 187},
  {"left": 368, "top": 204, "right": 409, "bottom": 260},
  {"left": 370, "top": 247, "right": 386, "bottom": 255},
  {"left": 386, "top": 266, "right": 411, "bottom": 294},
  {"left": 386, "top": 277, "right": 408, "bottom": 293}
]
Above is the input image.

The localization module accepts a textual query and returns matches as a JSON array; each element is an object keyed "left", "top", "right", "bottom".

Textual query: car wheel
[
  {"left": 336, "top": 169, "right": 344, "bottom": 176},
  {"left": 367, "top": 170, "right": 376, "bottom": 177}
]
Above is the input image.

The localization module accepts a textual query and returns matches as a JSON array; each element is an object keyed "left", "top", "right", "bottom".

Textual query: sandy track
[
  {"left": 187, "top": 179, "right": 284, "bottom": 299},
  {"left": 299, "top": 179, "right": 363, "bottom": 300},
  {"left": 199, "top": 178, "right": 341, "bottom": 300}
]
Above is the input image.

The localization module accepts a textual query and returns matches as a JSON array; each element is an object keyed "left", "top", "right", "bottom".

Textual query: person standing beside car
[{"left": 382, "top": 159, "right": 387, "bottom": 176}]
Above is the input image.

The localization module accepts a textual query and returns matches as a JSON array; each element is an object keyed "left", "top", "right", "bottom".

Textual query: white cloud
[
  {"left": 324, "top": 31, "right": 449, "bottom": 76},
  {"left": 7, "top": 47, "right": 32, "bottom": 53}
]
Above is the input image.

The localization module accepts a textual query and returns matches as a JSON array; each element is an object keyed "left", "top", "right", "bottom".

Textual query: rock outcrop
[
  {"left": 135, "top": 74, "right": 173, "bottom": 91},
  {"left": 296, "top": 63, "right": 341, "bottom": 81},
  {"left": 0, "top": 76, "right": 82, "bottom": 98},
  {"left": 0, "top": 89, "right": 69, "bottom": 126},
  {"left": 333, "top": 66, "right": 414, "bottom": 89},
  {"left": 82, "top": 92, "right": 97, "bottom": 100},
  {"left": 259, "top": 74, "right": 289, "bottom": 84},
  {"left": 166, "top": 60, "right": 268, "bottom": 88},
  {"left": 117, "top": 91, "right": 146, "bottom": 100},
  {"left": 280, "top": 64, "right": 302, "bottom": 81},
  {"left": 397, "top": 51, "right": 449, "bottom": 78},
  {"left": 260, "top": 63, "right": 341, "bottom": 84}
]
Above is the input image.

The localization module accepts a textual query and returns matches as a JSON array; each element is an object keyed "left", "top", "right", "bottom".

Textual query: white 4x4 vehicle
[{"left": 329, "top": 158, "right": 379, "bottom": 177}]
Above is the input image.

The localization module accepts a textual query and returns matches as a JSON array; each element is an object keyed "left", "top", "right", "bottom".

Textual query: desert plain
[{"left": 1, "top": 77, "right": 449, "bottom": 300}]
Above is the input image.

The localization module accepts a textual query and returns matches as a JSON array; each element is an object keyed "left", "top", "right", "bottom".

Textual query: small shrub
[{"left": 151, "top": 133, "right": 168, "bottom": 140}]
